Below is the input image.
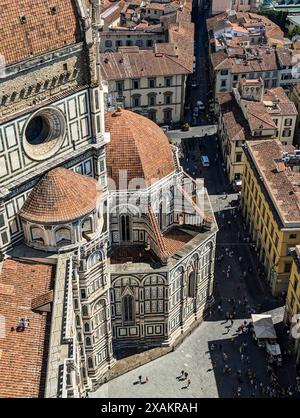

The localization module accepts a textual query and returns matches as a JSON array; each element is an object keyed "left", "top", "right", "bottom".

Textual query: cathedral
[{"left": 0, "top": 1, "right": 217, "bottom": 397}]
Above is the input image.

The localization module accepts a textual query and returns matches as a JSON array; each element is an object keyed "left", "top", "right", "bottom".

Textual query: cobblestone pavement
[{"left": 91, "top": 135, "right": 300, "bottom": 399}]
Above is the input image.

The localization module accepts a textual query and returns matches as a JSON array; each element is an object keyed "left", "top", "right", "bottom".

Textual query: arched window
[
  {"left": 55, "top": 227, "right": 71, "bottom": 246},
  {"left": 120, "top": 215, "right": 131, "bottom": 242},
  {"left": 84, "top": 322, "right": 90, "bottom": 332},
  {"left": 76, "top": 315, "right": 80, "bottom": 326},
  {"left": 82, "top": 305, "right": 88, "bottom": 316},
  {"left": 30, "top": 226, "right": 44, "bottom": 244},
  {"left": 82, "top": 218, "right": 93, "bottom": 235},
  {"left": 88, "top": 357, "right": 93, "bottom": 369},
  {"left": 86, "top": 337, "right": 91, "bottom": 346},
  {"left": 188, "top": 271, "right": 196, "bottom": 298},
  {"left": 122, "top": 295, "right": 134, "bottom": 322},
  {"left": 158, "top": 202, "right": 163, "bottom": 229},
  {"left": 87, "top": 251, "right": 102, "bottom": 269}
]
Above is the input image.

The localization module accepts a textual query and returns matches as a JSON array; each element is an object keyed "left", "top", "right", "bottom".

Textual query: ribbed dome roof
[
  {"left": 105, "top": 109, "right": 175, "bottom": 190},
  {"left": 19, "top": 168, "right": 101, "bottom": 224}
]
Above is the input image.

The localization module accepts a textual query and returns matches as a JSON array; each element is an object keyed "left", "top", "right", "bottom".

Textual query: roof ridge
[
  {"left": 164, "top": 53, "right": 193, "bottom": 73},
  {"left": 246, "top": 108, "right": 276, "bottom": 128},
  {"left": 147, "top": 205, "right": 169, "bottom": 263}
]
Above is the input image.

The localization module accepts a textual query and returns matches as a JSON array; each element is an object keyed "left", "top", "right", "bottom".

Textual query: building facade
[
  {"left": 217, "top": 78, "right": 297, "bottom": 186},
  {"left": 101, "top": 49, "right": 189, "bottom": 125},
  {"left": 284, "top": 245, "right": 300, "bottom": 367},
  {"left": 241, "top": 140, "right": 300, "bottom": 296},
  {"left": 207, "top": 11, "right": 300, "bottom": 98},
  {"left": 105, "top": 108, "right": 217, "bottom": 350}
]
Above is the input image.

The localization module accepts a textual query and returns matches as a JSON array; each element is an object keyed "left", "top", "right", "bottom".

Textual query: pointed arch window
[
  {"left": 30, "top": 226, "right": 45, "bottom": 244},
  {"left": 122, "top": 294, "right": 134, "bottom": 322},
  {"left": 188, "top": 271, "right": 196, "bottom": 298},
  {"left": 158, "top": 202, "right": 163, "bottom": 229},
  {"left": 55, "top": 227, "right": 71, "bottom": 246},
  {"left": 120, "top": 215, "right": 131, "bottom": 242}
]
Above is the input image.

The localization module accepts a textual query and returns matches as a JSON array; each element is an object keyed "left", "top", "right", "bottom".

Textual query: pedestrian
[
  {"left": 219, "top": 343, "right": 223, "bottom": 351},
  {"left": 241, "top": 354, "right": 244, "bottom": 361},
  {"left": 238, "top": 256, "right": 242, "bottom": 263},
  {"left": 187, "top": 379, "right": 191, "bottom": 388},
  {"left": 181, "top": 370, "right": 184, "bottom": 378},
  {"left": 139, "top": 375, "right": 142, "bottom": 384},
  {"left": 218, "top": 304, "right": 222, "bottom": 313},
  {"left": 184, "top": 372, "right": 188, "bottom": 380},
  {"left": 146, "top": 376, "right": 149, "bottom": 383},
  {"left": 211, "top": 343, "right": 215, "bottom": 351}
]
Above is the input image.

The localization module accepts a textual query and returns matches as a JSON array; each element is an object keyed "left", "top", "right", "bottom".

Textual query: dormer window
[
  {"left": 19, "top": 15, "right": 26, "bottom": 24},
  {"left": 51, "top": 6, "right": 58, "bottom": 15}
]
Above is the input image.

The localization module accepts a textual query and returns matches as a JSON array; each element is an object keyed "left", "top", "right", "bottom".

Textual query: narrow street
[{"left": 185, "top": 0, "right": 211, "bottom": 126}]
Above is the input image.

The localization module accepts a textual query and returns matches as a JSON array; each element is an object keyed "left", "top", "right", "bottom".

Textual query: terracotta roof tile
[
  {"left": 246, "top": 140, "right": 300, "bottom": 224},
  {"left": 19, "top": 168, "right": 101, "bottom": 224},
  {"left": 0, "top": 259, "right": 54, "bottom": 398},
  {"left": 162, "top": 227, "right": 192, "bottom": 255},
  {"left": 31, "top": 290, "right": 54, "bottom": 311},
  {"left": 105, "top": 109, "right": 175, "bottom": 189},
  {"left": 0, "top": 0, "right": 81, "bottom": 66}
]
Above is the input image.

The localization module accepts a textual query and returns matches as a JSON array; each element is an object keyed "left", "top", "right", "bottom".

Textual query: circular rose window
[{"left": 23, "top": 107, "right": 66, "bottom": 161}]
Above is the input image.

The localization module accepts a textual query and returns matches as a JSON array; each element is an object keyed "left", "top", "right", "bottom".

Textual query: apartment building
[
  {"left": 241, "top": 140, "right": 300, "bottom": 296},
  {"left": 217, "top": 78, "right": 297, "bottom": 186},
  {"left": 101, "top": 47, "right": 191, "bottom": 125},
  {"left": 211, "top": 0, "right": 260, "bottom": 15},
  {"left": 100, "top": 27, "right": 166, "bottom": 53},
  {"left": 284, "top": 245, "right": 300, "bottom": 367},
  {"left": 207, "top": 11, "right": 300, "bottom": 97},
  {"left": 100, "top": 5, "right": 194, "bottom": 126}
]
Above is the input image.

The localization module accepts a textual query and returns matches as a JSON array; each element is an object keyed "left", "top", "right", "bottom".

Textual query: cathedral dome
[
  {"left": 19, "top": 167, "right": 101, "bottom": 224},
  {"left": 105, "top": 108, "right": 175, "bottom": 190}
]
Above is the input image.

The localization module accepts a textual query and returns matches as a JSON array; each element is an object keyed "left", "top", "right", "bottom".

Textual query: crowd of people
[{"left": 211, "top": 204, "right": 300, "bottom": 398}]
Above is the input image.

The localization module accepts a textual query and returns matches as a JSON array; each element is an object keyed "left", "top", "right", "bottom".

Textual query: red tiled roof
[
  {"left": 19, "top": 168, "right": 102, "bottom": 224},
  {"left": 0, "top": 1, "right": 81, "bottom": 66},
  {"left": 0, "top": 258, "right": 55, "bottom": 398},
  {"left": 162, "top": 227, "right": 191, "bottom": 255},
  {"left": 105, "top": 109, "right": 175, "bottom": 189},
  {"left": 100, "top": 48, "right": 191, "bottom": 80},
  {"left": 246, "top": 140, "right": 300, "bottom": 223},
  {"left": 31, "top": 290, "right": 54, "bottom": 311}
]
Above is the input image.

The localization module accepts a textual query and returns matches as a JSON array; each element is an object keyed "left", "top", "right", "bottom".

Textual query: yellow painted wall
[{"left": 241, "top": 159, "right": 300, "bottom": 295}]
